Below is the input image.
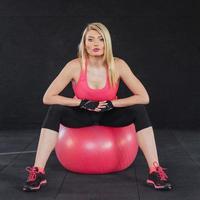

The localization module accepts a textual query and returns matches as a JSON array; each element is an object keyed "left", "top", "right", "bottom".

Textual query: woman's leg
[
  {"left": 23, "top": 105, "right": 99, "bottom": 191},
  {"left": 34, "top": 128, "right": 58, "bottom": 169},
  {"left": 136, "top": 126, "right": 159, "bottom": 169},
  {"left": 99, "top": 105, "right": 173, "bottom": 190},
  {"left": 99, "top": 105, "right": 159, "bottom": 169},
  {"left": 34, "top": 104, "right": 95, "bottom": 169}
]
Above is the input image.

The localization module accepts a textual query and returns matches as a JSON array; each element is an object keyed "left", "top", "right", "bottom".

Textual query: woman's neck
[{"left": 87, "top": 56, "right": 105, "bottom": 68}]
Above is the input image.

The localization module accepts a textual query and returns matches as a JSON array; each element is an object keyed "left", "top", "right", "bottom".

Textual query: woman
[{"left": 23, "top": 22, "right": 173, "bottom": 192}]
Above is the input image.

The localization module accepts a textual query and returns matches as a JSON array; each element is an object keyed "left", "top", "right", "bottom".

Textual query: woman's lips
[{"left": 93, "top": 48, "right": 100, "bottom": 52}]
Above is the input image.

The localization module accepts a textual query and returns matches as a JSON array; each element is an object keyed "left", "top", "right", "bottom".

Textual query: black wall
[{"left": 0, "top": 0, "right": 199, "bottom": 130}]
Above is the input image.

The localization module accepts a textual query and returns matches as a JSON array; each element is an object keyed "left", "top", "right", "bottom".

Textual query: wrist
[
  {"left": 111, "top": 100, "right": 117, "bottom": 107},
  {"left": 76, "top": 99, "right": 82, "bottom": 106}
]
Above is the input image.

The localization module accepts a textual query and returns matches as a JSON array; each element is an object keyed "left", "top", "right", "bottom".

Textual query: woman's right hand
[{"left": 79, "top": 99, "right": 99, "bottom": 111}]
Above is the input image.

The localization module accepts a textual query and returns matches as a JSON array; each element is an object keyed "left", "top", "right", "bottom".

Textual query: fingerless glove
[
  {"left": 79, "top": 99, "right": 99, "bottom": 110},
  {"left": 99, "top": 100, "right": 114, "bottom": 112}
]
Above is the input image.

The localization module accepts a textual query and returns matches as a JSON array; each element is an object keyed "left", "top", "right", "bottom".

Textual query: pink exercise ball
[{"left": 55, "top": 124, "right": 138, "bottom": 174}]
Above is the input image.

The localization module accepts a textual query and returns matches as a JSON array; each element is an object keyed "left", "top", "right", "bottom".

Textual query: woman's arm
[
  {"left": 44, "top": 95, "right": 81, "bottom": 107},
  {"left": 43, "top": 59, "right": 81, "bottom": 107},
  {"left": 111, "top": 58, "right": 150, "bottom": 108}
]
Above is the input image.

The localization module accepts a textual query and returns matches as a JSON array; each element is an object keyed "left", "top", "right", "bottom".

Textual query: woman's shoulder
[
  {"left": 113, "top": 57, "right": 128, "bottom": 73},
  {"left": 63, "top": 58, "right": 82, "bottom": 73},
  {"left": 114, "top": 56, "right": 121, "bottom": 62},
  {"left": 114, "top": 56, "right": 126, "bottom": 65},
  {"left": 65, "top": 58, "right": 81, "bottom": 67}
]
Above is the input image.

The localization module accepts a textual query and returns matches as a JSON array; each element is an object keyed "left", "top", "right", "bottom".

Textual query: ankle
[
  {"left": 149, "top": 166, "right": 157, "bottom": 174},
  {"left": 149, "top": 161, "right": 160, "bottom": 174},
  {"left": 34, "top": 166, "right": 45, "bottom": 174}
]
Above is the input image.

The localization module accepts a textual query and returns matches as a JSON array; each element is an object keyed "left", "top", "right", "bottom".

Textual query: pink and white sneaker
[
  {"left": 22, "top": 166, "right": 47, "bottom": 192},
  {"left": 146, "top": 161, "right": 173, "bottom": 190}
]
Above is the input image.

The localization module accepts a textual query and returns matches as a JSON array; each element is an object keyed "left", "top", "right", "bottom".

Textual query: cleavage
[{"left": 87, "top": 67, "right": 107, "bottom": 89}]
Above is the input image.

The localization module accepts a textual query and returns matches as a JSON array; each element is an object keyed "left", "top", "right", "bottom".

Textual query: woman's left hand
[{"left": 96, "top": 100, "right": 114, "bottom": 112}]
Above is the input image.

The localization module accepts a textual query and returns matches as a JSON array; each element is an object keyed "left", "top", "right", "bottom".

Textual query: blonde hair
[{"left": 77, "top": 22, "right": 119, "bottom": 88}]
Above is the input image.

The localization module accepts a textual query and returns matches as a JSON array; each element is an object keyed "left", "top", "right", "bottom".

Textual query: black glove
[
  {"left": 99, "top": 100, "right": 114, "bottom": 112},
  {"left": 79, "top": 99, "right": 99, "bottom": 111}
]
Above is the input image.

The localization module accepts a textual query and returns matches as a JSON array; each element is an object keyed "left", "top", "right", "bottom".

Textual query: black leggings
[{"left": 41, "top": 104, "right": 152, "bottom": 133}]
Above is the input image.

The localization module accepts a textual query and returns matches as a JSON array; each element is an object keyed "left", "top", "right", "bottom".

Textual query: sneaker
[
  {"left": 146, "top": 161, "right": 173, "bottom": 190},
  {"left": 22, "top": 166, "right": 47, "bottom": 192}
]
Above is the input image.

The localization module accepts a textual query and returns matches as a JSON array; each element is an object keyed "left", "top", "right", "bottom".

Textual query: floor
[{"left": 0, "top": 128, "right": 199, "bottom": 200}]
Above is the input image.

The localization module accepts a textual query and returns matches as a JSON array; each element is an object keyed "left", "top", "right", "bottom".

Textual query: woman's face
[{"left": 85, "top": 30, "right": 105, "bottom": 57}]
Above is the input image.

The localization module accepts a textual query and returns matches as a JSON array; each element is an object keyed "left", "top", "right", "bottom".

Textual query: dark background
[{"left": 0, "top": 0, "right": 199, "bottom": 130}]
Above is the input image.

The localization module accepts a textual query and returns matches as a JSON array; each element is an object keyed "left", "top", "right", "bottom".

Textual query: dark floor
[{"left": 0, "top": 128, "right": 199, "bottom": 200}]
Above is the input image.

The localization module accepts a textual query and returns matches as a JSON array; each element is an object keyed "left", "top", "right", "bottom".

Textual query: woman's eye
[{"left": 87, "top": 38, "right": 104, "bottom": 42}]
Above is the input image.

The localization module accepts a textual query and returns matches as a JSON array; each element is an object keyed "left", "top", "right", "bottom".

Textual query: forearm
[
  {"left": 43, "top": 95, "right": 81, "bottom": 107},
  {"left": 111, "top": 95, "right": 149, "bottom": 108}
]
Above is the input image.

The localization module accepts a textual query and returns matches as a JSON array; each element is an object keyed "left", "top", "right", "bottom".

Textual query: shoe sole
[
  {"left": 23, "top": 180, "right": 47, "bottom": 192},
  {"left": 146, "top": 180, "right": 172, "bottom": 190}
]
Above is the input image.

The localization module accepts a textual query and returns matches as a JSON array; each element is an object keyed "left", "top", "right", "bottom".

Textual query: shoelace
[
  {"left": 26, "top": 166, "right": 38, "bottom": 182},
  {"left": 153, "top": 161, "right": 168, "bottom": 181}
]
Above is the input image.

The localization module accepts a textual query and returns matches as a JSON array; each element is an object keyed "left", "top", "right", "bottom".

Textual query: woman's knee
[
  {"left": 129, "top": 104, "right": 146, "bottom": 110},
  {"left": 41, "top": 127, "right": 59, "bottom": 134},
  {"left": 125, "top": 104, "right": 147, "bottom": 116},
  {"left": 49, "top": 104, "right": 64, "bottom": 110},
  {"left": 131, "top": 105, "right": 152, "bottom": 132},
  {"left": 48, "top": 104, "right": 71, "bottom": 114}
]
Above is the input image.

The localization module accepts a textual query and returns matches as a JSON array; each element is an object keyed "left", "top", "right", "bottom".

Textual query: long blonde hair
[{"left": 77, "top": 22, "right": 119, "bottom": 88}]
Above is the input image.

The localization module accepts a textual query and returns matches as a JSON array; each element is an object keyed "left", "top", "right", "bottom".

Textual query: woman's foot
[
  {"left": 22, "top": 166, "right": 47, "bottom": 192},
  {"left": 146, "top": 161, "right": 173, "bottom": 191}
]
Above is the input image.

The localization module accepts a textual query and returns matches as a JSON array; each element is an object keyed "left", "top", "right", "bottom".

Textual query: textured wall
[{"left": 0, "top": 0, "right": 199, "bottom": 130}]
